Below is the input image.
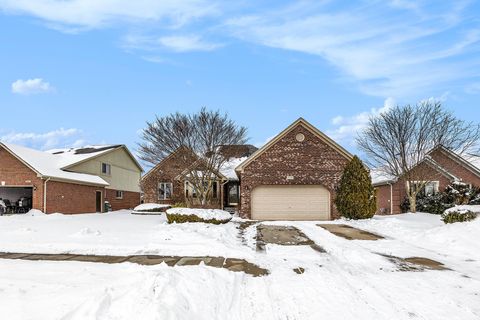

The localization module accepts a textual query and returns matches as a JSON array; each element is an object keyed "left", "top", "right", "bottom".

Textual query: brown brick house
[
  {"left": 0, "top": 142, "right": 143, "bottom": 214},
  {"left": 236, "top": 118, "right": 353, "bottom": 220},
  {"left": 373, "top": 146, "right": 480, "bottom": 214},
  {"left": 142, "top": 118, "right": 353, "bottom": 220},
  {"left": 141, "top": 145, "right": 257, "bottom": 211}
]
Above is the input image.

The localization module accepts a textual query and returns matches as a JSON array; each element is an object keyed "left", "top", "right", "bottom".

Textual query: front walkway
[{"left": 0, "top": 252, "right": 268, "bottom": 277}]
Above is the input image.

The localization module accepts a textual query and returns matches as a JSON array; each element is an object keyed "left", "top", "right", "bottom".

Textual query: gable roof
[
  {"left": 430, "top": 145, "right": 480, "bottom": 179},
  {"left": 49, "top": 145, "right": 143, "bottom": 172},
  {"left": 371, "top": 146, "right": 479, "bottom": 186},
  {"left": 141, "top": 146, "right": 197, "bottom": 181},
  {"left": 236, "top": 117, "right": 354, "bottom": 173},
  {"left": 1, "top": 142, "right": 109, "bottom": 186},
  {"left": 174, "top": 159, "right": 228, "bottom": 181}
]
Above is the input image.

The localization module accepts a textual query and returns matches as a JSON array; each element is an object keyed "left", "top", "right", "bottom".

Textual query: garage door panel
[{"left": 251, "top": 185, "right": 330, "bottom": 220}]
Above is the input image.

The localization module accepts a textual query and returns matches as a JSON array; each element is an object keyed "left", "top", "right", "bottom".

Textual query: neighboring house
[
  {"left": 141, "top": 145, "right": 257, "bottom": 212},
  {"left": 142, "top": 118, "right": 353, "bottom": 220},
  {"left": 373, "top": 146, "right": 480, "bottom": 215},
  {"left": 0, "top": 143, "right": 143, "bottom": 214}
]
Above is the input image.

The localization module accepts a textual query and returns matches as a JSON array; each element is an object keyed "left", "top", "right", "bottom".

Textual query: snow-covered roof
[
  {"left": 1, "top": 142, "right": 109, "bottom": 186},
  {"left": 371, "top": 168, "right": 396, "bottom": 186},
  {"left": 462, "top": 154, "right": 480, "bottom": 172},
  {"left": 220, "top": 157, "right": 247, "bottom": 180},
  {"left": 47, "top": 145, "right": 121, "bottom": 168}
]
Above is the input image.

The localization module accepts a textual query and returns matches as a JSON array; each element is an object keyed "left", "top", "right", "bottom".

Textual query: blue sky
[{"left": 1, "top": 0, "right": 480, "bottom": 163}]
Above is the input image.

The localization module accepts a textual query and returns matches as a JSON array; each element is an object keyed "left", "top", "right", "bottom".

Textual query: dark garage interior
[{"left": 0, "top": 186, "right": 33, "bottom": 214}]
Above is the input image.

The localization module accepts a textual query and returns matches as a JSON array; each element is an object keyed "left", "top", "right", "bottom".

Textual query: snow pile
[
  {"left": 27, "top": 209, "right": 46, "bottom": 217},
  {"left": 133, "top": 203, "right": 170, "bottom": 213},
  {"left": 167, "top": 208, "right": 231, "bottom": 220}
]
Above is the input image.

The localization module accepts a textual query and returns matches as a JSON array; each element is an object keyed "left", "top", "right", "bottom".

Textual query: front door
[
  {"left": 227, "top": 183, "right": 239, "bottom": 206},
  {"left": 95, "top": 191, "right": 102, "bottom": 213}
]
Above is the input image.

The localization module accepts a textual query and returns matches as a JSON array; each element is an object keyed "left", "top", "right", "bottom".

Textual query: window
[
  {"left": 409, "top": 181, "right": 439, "bottom": 197},
  {"left": 101, "top": 163, "right": 111, "bottom": 175},
  {"left": 115, "top": 190, "right": 124, "bottom": 199},
  {"left": 185, "top": 181, "right": 218, "bottom": 199},
  {"left": 185, "top": 181, "right": 197, "bottom": 198},
  {"left": 158, "top": 182, "right": 172, "bottom": 200},
  {"left": 212, "top": 181, "right": 218, "bottom": 199}
]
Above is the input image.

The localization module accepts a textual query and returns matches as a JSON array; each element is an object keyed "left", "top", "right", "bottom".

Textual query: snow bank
[
  {"left": 133, "top": 203, "right": 170, "bottom": 212},
  {"left": 26, "top": 209, "right": 46, "bottom": 217},
  {"left": 167, "top": 208, "right": 231, "bottom": 220}
]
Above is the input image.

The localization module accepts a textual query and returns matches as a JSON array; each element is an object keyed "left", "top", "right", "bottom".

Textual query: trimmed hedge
[
  {"left": 442, "top": 210, "right": 478, "bottom": 224},
  {"left": 166, "top": 213, "right": 231, "bottom": 224},
  {"left": 135, "top": 206, "right": 170, "bottom": 213}
]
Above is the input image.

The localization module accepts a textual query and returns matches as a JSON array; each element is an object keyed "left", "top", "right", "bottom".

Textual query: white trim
[{"left": 43, "top": 177, "right": 51, "bottom": 213}]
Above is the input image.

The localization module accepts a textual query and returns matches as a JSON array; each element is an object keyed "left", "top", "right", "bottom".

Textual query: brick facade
[
  {"left": 45, "top": 181, "right": 105, "bottom": 214},
  {"left": 429, "top": 149, "right": 480, "bottom": 186},
  {"left": 141, "top": 148, "right": 195, "bottom": 205},
  {"left": 105, "top": 189, "right": 140, "bottom": 211},
  {"left": 1, "top": 145, "right": 107, "bottom": 214},
  {"left": 238, "top": 123, "right": 350, "bottom": 219},
  {"left": 375, "top": 149, "right": 480, "bottom": 215},
  {"left": 0, "top": 146, "right": 44, "bottom": 210}
]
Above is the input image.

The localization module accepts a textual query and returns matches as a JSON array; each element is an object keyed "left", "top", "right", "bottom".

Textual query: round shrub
[{"left": 441, "top": 210, "right": 478, "bottom": 224}]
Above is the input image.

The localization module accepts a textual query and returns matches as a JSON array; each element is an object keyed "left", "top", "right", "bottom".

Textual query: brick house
[
  {"left": 373, "top": 146, "right": 480, "bottom": 214},
  {"left": 142, "top": 118, "right": 353, "bottom": 220},
  {"left": 141, "top": 145, "right": 257, "bottom": 212},
  {"left": 0, "top": 142, "right": 143, "bottom": 214}
]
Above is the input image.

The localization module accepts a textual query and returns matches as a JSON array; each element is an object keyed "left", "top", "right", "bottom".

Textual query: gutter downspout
[
  {"left": 43, "top": 177, "right": 51, "bottom": 213},
  {"left": 220, "top": 179, "right": 229, "bottom": 210},
  {"left": 389, "top": 182, "right": 393, "bottom": 214}
]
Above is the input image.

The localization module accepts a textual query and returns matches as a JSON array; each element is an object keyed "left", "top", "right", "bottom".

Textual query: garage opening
[
  {"left": 251, "top": 185, "right": 330, "bottom": 221},
  {"left": 0, "top": 186, "right": 33, "bottom": 214}
]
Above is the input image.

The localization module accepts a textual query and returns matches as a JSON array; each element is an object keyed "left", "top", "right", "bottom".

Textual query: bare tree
[
  {"left": 138, "top": 108, "right": 248, "bottom": 206},
  {"left": 357, "top": 101, "right": 480, "bottom": 212}
]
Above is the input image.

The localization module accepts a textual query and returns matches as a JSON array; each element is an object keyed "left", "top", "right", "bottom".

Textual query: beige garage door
[{"left": 251, "top": 185, "right": 330, "bottom": 221}]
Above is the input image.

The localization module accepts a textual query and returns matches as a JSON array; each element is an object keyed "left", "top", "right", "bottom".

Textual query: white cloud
[
  {"left": 158, "top": 35, "right": 222, "bottom": 52},
  {"left": 1, "top": 128, "right": 85, "bottom": 150},
  {"left": 226, "top": 2, "right": 480, "bottom": 98},
  {"left": 328, "top": 98, "right": 395, "bottom": 144},
  {"left": 123, "top": 34, "right": 222, "bottom": 53},
  {"left": 11, "top": 78, "right": 54, "bottom": 95},
  {"left": 0, "top": 0, "right": 218, "bottom": 30},
  {"left": 466, "top": 83, "right": 480, "bottom": 94}
]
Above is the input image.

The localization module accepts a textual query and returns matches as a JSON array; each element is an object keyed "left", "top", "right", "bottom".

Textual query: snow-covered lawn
[{"left": 0, "top": 211, "right": 479, "bottom": 320}]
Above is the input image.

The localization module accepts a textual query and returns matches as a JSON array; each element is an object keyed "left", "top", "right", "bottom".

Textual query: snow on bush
[
  {"left": 444, "top": 205, "right": 480, "bottom": 214},
  {"left": 165, "top": 208, "right": 232, "bottom": 224},
  {"left": 133, "top": 203, "right": 171, "bottom": 214},
  {"left": 442, "top": 205, "right": 479, "bottom": 224}
]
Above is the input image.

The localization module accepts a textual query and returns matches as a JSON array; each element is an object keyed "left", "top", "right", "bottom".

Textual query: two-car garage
[
  {"left": 236, "top": 118, "right": 353, "bottom": 221},
  {"left": 251, "top": 185, "right": 330, "bottom": 221}
]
